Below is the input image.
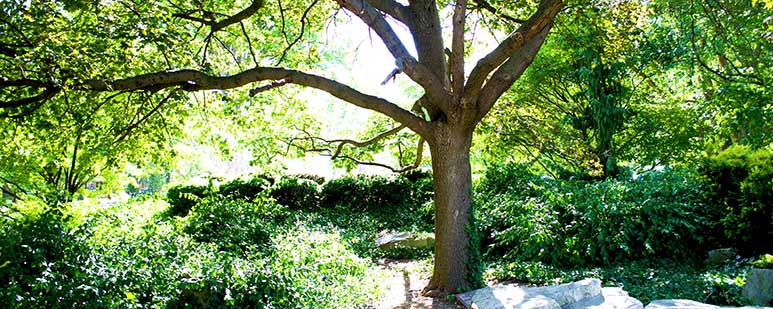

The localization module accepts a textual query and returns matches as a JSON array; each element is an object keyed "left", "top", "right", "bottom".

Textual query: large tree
[{"left": 0, "top": 0, "right": 564, "bottom": 293}]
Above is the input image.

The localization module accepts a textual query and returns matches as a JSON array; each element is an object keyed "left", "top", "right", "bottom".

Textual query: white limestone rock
[{"left": 456, "top": 278, "right": 643, "bottom": 309}]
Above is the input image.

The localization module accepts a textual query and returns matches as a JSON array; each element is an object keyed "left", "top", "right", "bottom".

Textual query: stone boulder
[
  {"left": 705, "top": 248, "right": 737, "bottom": 266},
  {"left": 456, "top": 278, "right": 643, "bottom": 309},
  {"left": 645, "top": 299, "right": 773, "bottom": 309},
  {"left": 743, "top": 268, "right": 773, "bottom": 306},
  {"left": 375, "top": 232, "right": 434, "bottom": 250},
  {"left": 646, "top": 299, "right": 720, "bottom": 309}
]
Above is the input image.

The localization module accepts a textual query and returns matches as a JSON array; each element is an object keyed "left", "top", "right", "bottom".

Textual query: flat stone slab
[
  {"left": 456, "top": 279, "right": 642, "bottom": 309},
  {"left": 565, "top": 287, "right": 643, "bottom": 309},
  {"left": 646, "top": 299, "right": 773, "bottom": 309}
]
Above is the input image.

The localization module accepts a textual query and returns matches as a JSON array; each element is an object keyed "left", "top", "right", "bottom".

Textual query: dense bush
[
  {"left": 217, "top": 176, "right": 270, "bottom": 200},
  {"left": 320, "top": 174, "right": 433, "bottom": 230},
  {"left": 0, "top": 209, "right": 90, "bottom": 306},
  {"left": 485, "top": 258, "right": 750, "bottom": 306},
  {"left": 165, "top": 184, "right": 208, "bottom": 217},
  {"left": 321, "top": 175, "right": 424, "bottom": 210},
  {"left": 702, "top": 145, "right": 773, "bottom": 254},
  {"left": 1, "top": 196, "right": 389, "bottom": 308},
  {"left": 183, "top": 197, "right": 277, "bottom": 253},
  {"left": 476, "top": 163, "right": 711, "bottom": 266},
  {"left": 269, "top": 177, "right": 320, "bottom": 210},
  {"left": 286, "top": 173, "right": 326, "bottom": 184}
]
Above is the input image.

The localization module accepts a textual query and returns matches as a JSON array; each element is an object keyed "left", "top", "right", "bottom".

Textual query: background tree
[
  {"left": 478, "top": 1, "right": 706, "bottom": 177},
  {"left": 0, "top": 0, "right": 565, "bottom": 293},
  {"left": 654, "top": 0, "right": 773, "bottom": 150}
]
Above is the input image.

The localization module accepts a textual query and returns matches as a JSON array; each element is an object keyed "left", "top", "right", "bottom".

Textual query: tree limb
[
  {"left": 0, "top": 78, "right": 61, "bottom": 109},
  {"left": 464, "top": 0, "right": 564, "bottom": 103},
  {"left": 335, "top": 136, "right": 425, "bottom": 173},
  {"left": 367, "top": 0, "right": 411, "bottom": 24},
  {"left": 78, "top": 67, "right": 429, "bottom": 136},
  {"left": 330, "top": 125, "right": 407, "bottom": 159},
  {"left": 174, "top": 0, "right": 264, "bottom": 34},
  {"left": 450, "top": 0, "right": 467, "bottom": 95},
  {"left": 335, "top": 0, "right": 452, "bottom": 111},
  {"left": 475, "top": 22, "right": 553, "bottom": 120},
  {"left": 471, "top": 0, "right": 527, "bottom": 24}
]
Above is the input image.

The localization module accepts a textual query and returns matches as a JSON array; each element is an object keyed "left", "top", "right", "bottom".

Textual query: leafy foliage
[
  {"left": 183, "top": 197, "right": 278, "bottom": 254},
  {"left": 320, "top": 174, "right": 433, "bottom": 230},
  {"left": 750, "top": 254, "right": 773, "bottom": 269},
  {"left": 485, "top": 258, "right": 750, "bottom": 306},
  {"left": 268, "top": 177, "right": 320, "bottom": 210},
  {"left": 217, "top": 176, "right": 271, "bottom": 200},
  {"left": 164, "top": 184, "right": 208, "bottom": 217},
  {"left": 1, "top": 194, "right": 388, "bottom": 308},
  {"left": 476, "top": 163, "right": 711, "bottom": 266},
  {"left": 702, "top": 145, "right": 773, "bottom": 254}
]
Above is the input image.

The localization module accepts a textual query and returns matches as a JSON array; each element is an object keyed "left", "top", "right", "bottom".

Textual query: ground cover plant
[
  {"left": 473, "top": 162, "right": 763, "bottom": 306},
  {"left": 0, "top": 173, "right": 436, "bottom": 307},
  {"left": 2, "top": 162, "right": 770, "bottom": 307}
]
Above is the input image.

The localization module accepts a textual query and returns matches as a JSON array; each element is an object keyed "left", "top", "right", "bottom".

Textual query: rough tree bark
[{"left": 425, "top": 122, "right": 475, "bottom": 293}]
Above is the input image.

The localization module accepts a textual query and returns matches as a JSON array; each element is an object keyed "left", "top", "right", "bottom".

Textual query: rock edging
[{"left": 455, "top": 279, "right": 773, "bottom": 309}]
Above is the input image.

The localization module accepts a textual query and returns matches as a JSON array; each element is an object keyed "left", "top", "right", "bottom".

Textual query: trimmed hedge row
[{"left": 165, "top": 171, "right": 433, "bottom": 217}]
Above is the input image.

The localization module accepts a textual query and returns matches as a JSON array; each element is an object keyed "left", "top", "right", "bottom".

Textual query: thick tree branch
[
  {"left": 336, "top": 0, "right": 452, "bottom": 111},
  {"left": 174, "top": 0, "right": 264, "bottom": 34},
  {"left": 367, "top": 0, "right": 411, "bottom": 24},
  {"left": 0, "top": 78, "right": 61, "bottom": 109},
  {"left": 471, "top": 0, "right": 527, "bottom": 24},
  {"left": 464, "top": 0, "right": 563, "bottom": 102},
  {"left": 330, "top": 125, "right": 407, "bottom": 159},
  {"left": 450, "top": 0, "right": 467, "bottom": 95},
  {"left": 78, "top": 67, "right": 428, "bottom": 136},
  {"left": 476, "top": 23, "right": 554, "bottom": 120}
]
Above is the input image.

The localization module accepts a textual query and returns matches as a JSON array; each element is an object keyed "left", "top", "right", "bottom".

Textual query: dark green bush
[
  {"left": 0, "top": 210, "right": 90, "bottom": 306},
  {"left": 183, "top": 197, "right": 276, "bottom": 254},
  {"left": 486, "top": 258, "right": 749, "bottom": 306},
  {"left": 165, "top": 184, "right": 208, "bottom": 217},
  {"left": 319, "top": 175, "right": 433, "bottom": 230},
  {"left": 217, "top": 176, "right": 269, "bottom": 200},
  {"left": 286, "top": 173, "right": 326, "bottom": 185},
  {"left": 702, "top": 145, "right": 773, "bottom": 254},
  {"left": 401, "top": 169, "right": 432, "bottom": 183},
  {"left": 320, "top": 175, "right": 416, "bottom": 210},
  {"left": 477, "top": 165, "right": 711, "bottom": 266},
  {"left": 269, "top": 177, "right": 320, "bottom": 210}
]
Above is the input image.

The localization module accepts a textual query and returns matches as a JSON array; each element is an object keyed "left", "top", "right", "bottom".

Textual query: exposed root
[{"left": 420, "top": 278, "right": 448, "bottom": 298}]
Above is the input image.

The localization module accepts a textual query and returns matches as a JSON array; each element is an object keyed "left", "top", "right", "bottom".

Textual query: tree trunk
[{"left": 423, "top": 124, "right": 475, "bottom": 295}]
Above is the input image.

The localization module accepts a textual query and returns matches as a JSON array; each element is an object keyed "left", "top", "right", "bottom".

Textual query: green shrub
[
  {"left": 183, "top": 197, "right": 277, "bottom": 254},
  {"left": 401, "top": 169, "right": 432, "bottom": 183},
  {"left": 165, "top": 184, "right": 208, "bottom": 217},
  {"left": 320, "top": 175, "right": 433, "bottom": 231},
  {"left": 217, "top": 176, "right": 269, "bottom": 200},
  {"left": 702, "top": 145, "right": 773, "bottom": 254},
  {"left": 750, "top": 254, "right": 773, "bottom": 269},
  {"left": 286, "top": 173, "right": 326, "bottom": 184},
  {"left": 320, "top": 175, "right": 423, "bottom": 210},
  {"left": 0, "top": 210, "right": 91, "bottom": 306},
  {"left": 477, "top": 165, "right": 711, "bottom": 266},
  {"left": 1, "top": 195, "right": 391, "bottom": 308},
  {"left": 269, "top": 177, "right": 320, "bottom": 210},
  {"left": 485, "top": 258, "right": 749, "bottom": 306}
]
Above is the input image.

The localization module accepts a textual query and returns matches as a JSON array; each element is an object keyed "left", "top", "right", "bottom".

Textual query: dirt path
[{"left": 369, "top": 260, "right": 466, "bottom": 309}]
